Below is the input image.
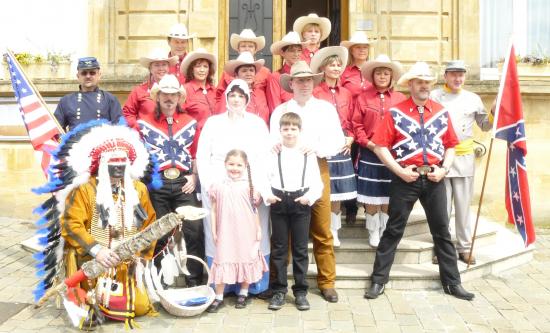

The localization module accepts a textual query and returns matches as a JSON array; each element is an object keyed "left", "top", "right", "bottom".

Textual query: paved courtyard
[{"left": 0, "top": 217, "right": 549, "bottom": 333}]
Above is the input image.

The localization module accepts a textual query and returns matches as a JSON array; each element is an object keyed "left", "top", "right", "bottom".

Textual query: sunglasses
[{"left": 79, "top": 70, "right": 98, "bottom": 76}]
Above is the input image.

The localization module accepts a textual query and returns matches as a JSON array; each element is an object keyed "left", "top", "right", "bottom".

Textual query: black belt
[{"left": 272, "top": 187, "right": 309, "bottom": 198}]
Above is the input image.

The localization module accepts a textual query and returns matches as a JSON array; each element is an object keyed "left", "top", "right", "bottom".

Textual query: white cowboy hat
[
  {"left": 340, "top": 31, "right": 374, "bottom": 49},
  {"left": 167, "top": 23, "right": 196, "bottom": 40},
  {"left": 310, "top": 46, "right": 349, "bottom": 74},
  {"left": 293, "top": 13, "right": 332, "bottom": 42},
  {"left": 444, "top": 60, "right": 467, "bottom": 72},
  {"left": 179, "top": 48, "right": 217, "bottom": 75},
  {"left": 230, "top": 29, "right": 266, "bottom": 52},
  {"left": 396, "top": 61, "right": 437, "bottom": 87},
  {"left": 280, "top": 61, "right": 324, "bottom": 93},
  {"left": 270, "top": 31, "right": 302, "bottom": 56},
  {"left": 361, "top": 54, "right": 403, "bottom": 86},
  {"left": 139, "top": 48, "right": 179, "bottom": 68},
  {"left": 224, "top": 52, "right": 265, "bottom": 76},
  {"left": 150, "top": 74, "right": 186, "bottom": 101}
]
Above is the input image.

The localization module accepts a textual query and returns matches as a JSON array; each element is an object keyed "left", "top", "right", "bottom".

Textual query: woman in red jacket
[
  {"left": 340, "top": 32, "right": 374, "bottom": 100},
  {"left": 311, "top": 46, "right": 356, "bottom": 247},
  {"left": 352, "top": 55, "right": 407, "bottom": 248}
]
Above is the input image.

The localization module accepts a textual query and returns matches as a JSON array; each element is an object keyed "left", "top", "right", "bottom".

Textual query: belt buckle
[
  {"left": 163, "top": 168, "right": 180, "bottom": 179},
  {"left": 415, "top": 165, "right": 432, "bottom": 176}
]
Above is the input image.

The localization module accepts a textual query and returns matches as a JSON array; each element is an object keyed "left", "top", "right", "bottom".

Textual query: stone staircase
[{"left": 301, "top": 208, "right": 534, "bottom": 290}]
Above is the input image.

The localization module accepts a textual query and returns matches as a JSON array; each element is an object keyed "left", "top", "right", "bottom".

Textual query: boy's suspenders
[{"left": 277, "top": 152, "right": 308, "bottom": 191}]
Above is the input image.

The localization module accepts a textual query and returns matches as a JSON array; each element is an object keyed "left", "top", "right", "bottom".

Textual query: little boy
[{"left": 265, "top": 112, "right": 323, "bottom": 311}]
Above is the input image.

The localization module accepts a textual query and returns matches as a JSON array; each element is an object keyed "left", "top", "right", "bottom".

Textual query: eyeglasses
[{"left": 79, "top": 70, "right": 98, "bottom": 76}]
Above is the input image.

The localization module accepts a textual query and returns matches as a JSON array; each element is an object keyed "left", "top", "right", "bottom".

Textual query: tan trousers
[{"left": 310, "top": 158, "right": 336, "bottom": 289}]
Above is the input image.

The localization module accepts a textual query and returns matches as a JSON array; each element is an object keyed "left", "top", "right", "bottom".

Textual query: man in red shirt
[
  {"left": 167, "top": 23, "right": 196, "bottom": 84},
  {"left": 364, "top": 62, "right": 475, "bottom": 301}
]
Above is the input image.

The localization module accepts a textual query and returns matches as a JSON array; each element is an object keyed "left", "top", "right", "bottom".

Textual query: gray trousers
[{"left": 444, "top": 176, "right": 474, "bottom": 252}]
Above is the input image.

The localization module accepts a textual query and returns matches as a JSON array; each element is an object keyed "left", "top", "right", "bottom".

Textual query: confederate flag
[{"left": 493, "top": 43, "right": 535, "bottom": 247}]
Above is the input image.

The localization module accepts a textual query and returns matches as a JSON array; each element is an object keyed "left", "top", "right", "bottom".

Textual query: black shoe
[
  {"left": 235, "top": 295, "right": 248, "bottom": 309},
  {"left": 268, "top": 292, "right": 285, "bottom": 310},
  {"left": 294, "top": 294, "right": 310, "bottom": 311},
  {"left": 364, "top": 283, "right": 385, "bottom": 299},
  {"left": 256, "top": 289, "right": 273, "bottom": 300},
  {"left": 443, "top": 284, "right": 475, "bottom": 301},
  {"left": 206, "top": 299, "right": 225, "bottom": 313}
]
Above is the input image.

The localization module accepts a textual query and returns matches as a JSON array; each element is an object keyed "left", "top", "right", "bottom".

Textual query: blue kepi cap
[{"left": 77, "top": 57, "right": 100, "bottom": 70}]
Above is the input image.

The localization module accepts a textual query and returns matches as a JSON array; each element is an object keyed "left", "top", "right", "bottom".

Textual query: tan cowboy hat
[
  {"left": 270, "top": 31, "right": 302, "bottom": 56},
  {"left": 280, "top": 61, "right": 324, "bottom": 93},
  {"left": 340, "top": 31, "right": 374, "bottom": 49},
  {"left": 310, "top": 46, "right": 349, "bottom": 74},
  {"left": 139, "top": 48, "right": 179, "bottom": 68},
  {"left": 150, "top": 74, "right": 186, "bottom": 101},
  {"left": 396, "top": 61, "right": 437, "bottom": 87},
  {"left": 167, "top": 23, "right": 196, "bottom": 40},
  {"left": 293, "top": 13, "right": 332, "bottom": 42},
  {"left": 230, "top": 29, "right": 266, "bottom": 52},
  {"left": 361, "top": 54, "right": 403, "bottom": 85},
  {"left": 179, "top": 48, "right": 217, "bottom": 75},
  {"left": 224, "top": 52, "right": 265, "bottom": 75}
]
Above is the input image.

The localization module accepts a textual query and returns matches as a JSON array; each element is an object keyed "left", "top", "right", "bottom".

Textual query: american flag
[
  {"left": 4, "top": 51, "right": 62, "bottom": 177},
  {"left": 493, "top": 43, "right": 535, "bottom": 247}
]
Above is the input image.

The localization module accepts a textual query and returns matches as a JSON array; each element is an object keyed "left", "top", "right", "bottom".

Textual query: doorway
[{"left": 285, "top": 0, "right": 343, "bottom": 46}]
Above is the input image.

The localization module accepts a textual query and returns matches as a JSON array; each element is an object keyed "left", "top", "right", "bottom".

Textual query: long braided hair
[{"left": 224, "top": 149, "right": 256, "bottom": 213}]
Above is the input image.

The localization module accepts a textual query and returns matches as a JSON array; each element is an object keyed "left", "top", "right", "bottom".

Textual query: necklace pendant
[{"left": 202, "top": 89, "right": 207, "bottom": 95}]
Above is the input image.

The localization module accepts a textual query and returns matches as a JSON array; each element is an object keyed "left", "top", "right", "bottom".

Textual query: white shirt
[
  {"left": 267, "top": 146, "right": 323, "bottom": 205},
  {"left": 270, "top": 97, "right": 345, "bottom": 158}
]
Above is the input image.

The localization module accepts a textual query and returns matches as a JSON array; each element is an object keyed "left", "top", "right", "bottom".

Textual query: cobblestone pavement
[{"left": 0, "top": 218, "right": 549, "bottom": 333}]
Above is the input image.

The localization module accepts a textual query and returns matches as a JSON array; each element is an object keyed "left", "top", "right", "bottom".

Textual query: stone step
[
  {"left": 292, "top": 221, "right": 534, "bottom": 289},
  {"left": 317, "top": 221, "right": 498, "bottom": 264}
]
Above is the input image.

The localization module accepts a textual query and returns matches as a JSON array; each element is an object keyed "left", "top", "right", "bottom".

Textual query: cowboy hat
[
  {"left": 396, "top": 61, "right": 437, "bottom": 87},
  {"left": 310, "top": 46, "right": 349, "bottom": 74},
  {"left": 293, "top": 13, "right": 332, "bottom": 42},
  {"left": 167, "top": 23, "right": 196, "bottom": 40},
  {"left": 179, "top": 48, "right": 217, "bottom": 75},
  {"left": 340, "top": 31, "right": 374, "bottom": 49},
  {"left": 230, "top": 29, "right": 266, "bottom": 52},
  {"left": 270, "top": 31, "right": 302, "bottom": 56},
  {"left": 280, "top": 61, "right": 324, "bottom": 93},
  {"left": 444, "top": 60, "right": 467, "bottom": 72},
  {"left": 224, "top": 52, "right": 265, "bottom": 75},
  {"left": 361, "top": 54, "right": 403, "bottom": 86},
  {"left": 150, "top": 74, "right": 186, "bottom": 101},
  {"left": 139, "top": 48, "right": 179, "bottom": 68}
]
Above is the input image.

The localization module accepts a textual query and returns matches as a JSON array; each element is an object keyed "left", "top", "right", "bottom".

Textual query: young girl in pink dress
[{"left": 206, "top": 149, "right": 268, "bottom": 312}]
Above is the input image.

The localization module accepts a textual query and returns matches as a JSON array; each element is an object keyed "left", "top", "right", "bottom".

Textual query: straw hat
[
  {"left": 340, "top": 31, "right": 374, "bottom": 49},
  {"left": 444, "top": 60, "right": 467, "bottom": 72},
  {"left": 167, "top": 23, "right": 196, "bottom": 40},
  {"left": 280, "top": 61, "right": 323, "bottom": 92},
  {"left": 139, "top": 48, "right": 179, "bottom": 68},
  {"left": 396, "top": 62, "right": 437, "bottom": 87},
  {"left": 230, "top": 29, "right": 266, "bottom": 52},
  {"left": 150, "top": 74, "right": 186, "bottom": 101},
  {"left": 310, "top": 46, "right": 348, "bottom": 74},
  {"left": 270, "top": 31, "right": 302, "bottom": 56},
  {"left": 179, "top": 48, "right": 217, "bottom": 75},
  {"left": 224, "top": 52, "right": 265, "bottom": 75},
  {"left": 361, "top": 54, "right": 403, "bottom": 85},
  {"left": 293, "top": 14, "right": 332, "bottom": 42}
]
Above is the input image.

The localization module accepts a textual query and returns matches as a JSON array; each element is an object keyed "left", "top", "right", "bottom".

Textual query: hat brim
[
  {"left": 361, "top": 61, "right": 403, "bottom": 86},
  {"left": 224, "top": 59, "right": 265, "bottom": 76},
  {"left": 168, "top": 32, "right": 197, "bottom": 40},
  {"left": 293, "top": 16, "right": 332, "bottom": 42},
  {"left": 270, "top": 40, "right": 302, "bottom": 56},
  {"left": 139, "top": 55, "right": 179, "bottom": 69},
  {"left": 397, "top": 73, "right": 437, "bottom": 87},
  {"left": 445, "top": 67, "right": 467, "bottom": 72},
  {"left": 230, "top": 34, "right": 266, "bottom": 52},
  {"left": 150, "top": 84, "right": 186, "bottom": 102},
  {"left": 179, "top": 52, "right": 217, "bottom": 75},
  {"left": 339, "top": 39, "right": 375, "bottom": 49},
  {"left": 310, "top": 46, "right": 348, "bottom": 74},
  {"left": 280, "top": 72, "right": 324, "bottom": 93}
]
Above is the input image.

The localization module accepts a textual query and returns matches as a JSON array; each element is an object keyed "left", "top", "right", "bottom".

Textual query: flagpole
[{"left": 5, "top": 49, "right": 65, "bottom": 135}]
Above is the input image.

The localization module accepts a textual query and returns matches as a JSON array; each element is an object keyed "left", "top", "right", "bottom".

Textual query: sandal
[
  {"left": 206, "top": 299, "right": 225, "bottom": 313},
  {"left": 235, "top": 295, "right": 248, "bottom": 309}
]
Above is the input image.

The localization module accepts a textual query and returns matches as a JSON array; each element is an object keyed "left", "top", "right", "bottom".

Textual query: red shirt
[
  {"left": 300, "top": 47, "right": 319, "bottom": 65},
  {"left": 371, "top": 98, "right": 459, "bottom": 167},
  {"left": 123, "top": 81, "right": 157, "bottom": 130},
  {"left": 341, "top": 65, "right": 373, "bottom": 99},
  {"left": 353, "top": 85, "right": 407, "bottom": 147},
  {"left": 266, "top": 64, "right": 293, "bottom": 112},
  {"left": 215, "top": 66, "right": 271, "bottom": 103},
  {"left": 168, "top": 52, "right": 187, "bottom": 85},
  {"left": 214, "top": 85, "right": 270, "bottom": 126},
  {"left": 137, "top": 111, "right": 198, "bottom": 172},
  {"left": 313, "top": 81, "right": 354, "bottom": 137},
  {"left": 183, "top": 80, "right": 216, "bottom": 131}
]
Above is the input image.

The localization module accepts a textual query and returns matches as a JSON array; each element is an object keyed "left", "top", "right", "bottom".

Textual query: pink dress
[{"left": 208, "top": 178, "right": 268, "bottom": 285}]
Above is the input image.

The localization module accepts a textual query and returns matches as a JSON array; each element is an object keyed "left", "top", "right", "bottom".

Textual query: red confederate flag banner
[
  {"left": 493, "top": 43, "right": 535, "bottom": 247},
  {"left": 4, "top": 50, "right": 63, "bottom": 178}
]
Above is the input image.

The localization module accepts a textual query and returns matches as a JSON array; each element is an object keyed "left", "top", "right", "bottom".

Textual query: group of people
[{"left": 50, "top": 12, "right": 492, "bottom": 327}]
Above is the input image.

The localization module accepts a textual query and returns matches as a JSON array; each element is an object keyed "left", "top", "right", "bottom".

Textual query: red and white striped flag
[{"left": 4, "top": 50, "right": 63, "bottom": 177}]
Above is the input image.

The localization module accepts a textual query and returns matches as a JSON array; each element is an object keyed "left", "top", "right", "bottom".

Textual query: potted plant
[{"left": 3, "top": 51, "right": 72, "bottom": 79}]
